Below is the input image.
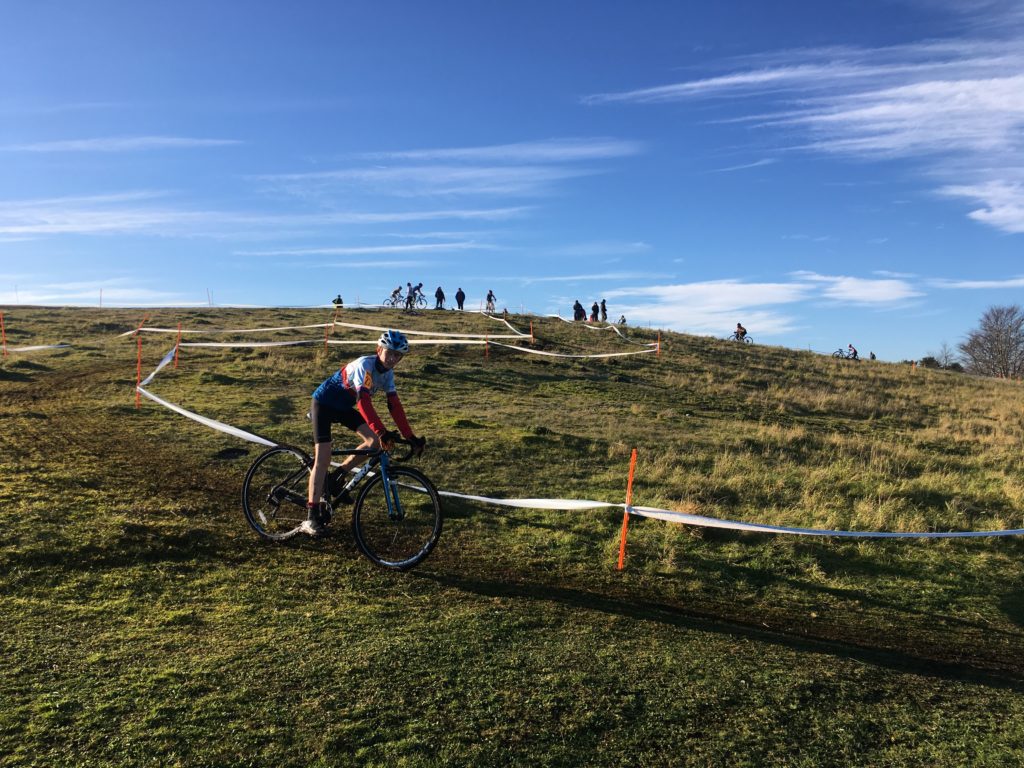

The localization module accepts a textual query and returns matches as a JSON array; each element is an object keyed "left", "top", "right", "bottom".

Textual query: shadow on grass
[{"left": 418, "top": 568, "right": 1024, "bottom": 690}]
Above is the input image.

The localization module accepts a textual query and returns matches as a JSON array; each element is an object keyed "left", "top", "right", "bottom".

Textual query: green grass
[{"left": 2, "top": 306, "right": 1024, "bottom": 767}]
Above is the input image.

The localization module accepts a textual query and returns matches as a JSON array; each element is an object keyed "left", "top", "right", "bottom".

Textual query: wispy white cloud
[
  {"left": 600, "top": 272, "right": 926, "bottom": 335},
  {"left": 792, "top": 271, "right": 924, "bottom": 303},
  {"left": 255, "top": 164, "right": 600, "bottom": 197},
  {"left": 585, "top": 39, "right": 1024, "bottom": 234},
  {"left": 938, "top": 180, "right": 1024, "bottom": 233},
  {"left": 710, "top": 158, "right": 779, "bottom": 173},
  {"left": 547, "top": 241, "right": 652, "bottom": 257},
  {"left": 0, "top": 192, "right": 529, "bottom": 237},
  {"left": 1, "top": 136, "right": 242, "bottom": 152},
  {"left": 603, "top": 279, "right": 812, "bottom": 335},
  {"left": 235, "top": 241, "right": 488, "bottom": 257},
  {"left": 0, "top": 277, "right": 197, "bottom": 306},
  {"left": 520, "top": 271, "right": 668, "bottom": 284},
  {"left": 930, "top": 274, "right": 1024, "bottom": 288},
  {"left": 361, "top": 137, "right": 644, "bottom": 163}
]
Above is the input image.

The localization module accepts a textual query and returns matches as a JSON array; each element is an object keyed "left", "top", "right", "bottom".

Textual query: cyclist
[
  {"left": 735, "top": 322, "right": 747, "bottom": 340},
  {"left": 389, "top": 286, "right": 403, "bottom": 305},
  {"left": 303, "top": 329, "right": 426, "bottom": 537},
  {"left": 485, "top": 290, "right": 496, "bottom": 313},
  {"left": 848, "top": 344, "right": 859, "bottom": 360}
]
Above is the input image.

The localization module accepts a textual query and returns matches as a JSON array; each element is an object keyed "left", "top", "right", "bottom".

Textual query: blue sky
[{"left": 1, "top": 0, "right": 1023, "bottom": 360}]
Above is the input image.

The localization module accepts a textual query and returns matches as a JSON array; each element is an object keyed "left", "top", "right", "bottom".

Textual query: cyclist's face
[{"left": 377, "top": 346, "right": 404, "bottom": 369}]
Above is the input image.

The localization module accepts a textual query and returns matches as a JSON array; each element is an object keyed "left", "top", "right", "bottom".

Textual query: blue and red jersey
[{"left": 312, "top": 354, "right": 413, "bottom": 437}]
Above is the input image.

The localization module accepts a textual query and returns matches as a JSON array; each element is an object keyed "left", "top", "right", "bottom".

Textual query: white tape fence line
[{"left": 136, "top": 346, "right": 1024, "bottom": 540}]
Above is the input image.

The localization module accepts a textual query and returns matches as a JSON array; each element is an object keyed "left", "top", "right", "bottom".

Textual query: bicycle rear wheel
[
  {"left": 242, "top": 445, "right": 312, "bottom": 540},
  {"left": 352, "top": 466, "right": 442, "bottom": 570}
]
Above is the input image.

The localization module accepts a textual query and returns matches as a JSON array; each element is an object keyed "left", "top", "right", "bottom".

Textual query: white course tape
[
  {"left": 122, "top": 323, "right": 330, "bottom": 337},
  {"left": 136, "top": 346, "right": 1023, "bottom": 539},
  {"left": 331, "top": 319, "right": 525, "bottom": 339},
  {"left": 490, "top": 341, "right": 658, "bottom": 359},
  {"left": 137, "top": 348, "right": 276, "bottom": 446},
  {"left": 7, "top": 344, "right": 71, "bottom": 352}
]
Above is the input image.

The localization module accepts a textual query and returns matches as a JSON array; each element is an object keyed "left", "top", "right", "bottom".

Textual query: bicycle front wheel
[
  {"left": 352, "top": 466, "right": 443, "bottom": 570},
  {"left": 242, "top": 445, "right": 312, "bottom": 540}
]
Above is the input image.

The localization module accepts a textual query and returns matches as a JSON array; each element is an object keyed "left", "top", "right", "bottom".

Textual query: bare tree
[
  {"left": 959, "top": 305, "right": 1024, "bottom": 378},
  {"left": 936, "top": 341, "right": 957, "bottom": 369}
]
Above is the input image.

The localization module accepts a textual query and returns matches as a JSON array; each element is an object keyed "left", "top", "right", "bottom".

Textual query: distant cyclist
[
  {"left": 303, "top": 330, "right": 426, "bottom": 537},
  {"left": 848, "top": 344, "right": 859, "bottom": 360},
  {"left": 735, "top": 323, "right": 747, "bottom": 340},
  {"left": 389, "top": 286, "right": 403, "bottom": 304},
  {"left": 485, "top": 290, "right": 496, "bottom": 313}
]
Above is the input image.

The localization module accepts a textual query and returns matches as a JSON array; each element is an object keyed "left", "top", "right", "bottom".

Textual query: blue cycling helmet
[{"left": 378, "top": 329, "right": 410, "bottom": 353}]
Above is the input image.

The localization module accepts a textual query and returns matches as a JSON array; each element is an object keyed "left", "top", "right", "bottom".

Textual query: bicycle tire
[
  {"left": 242, "top": 445, "right": 312, "bottom": 540},
  {"left": 744, "top": 336, "right": 753, "bottom": 344},
  {"left": 415, "top": 296, "right": 428, "bottom": 310},
  {"left": 351, "top": 466, "right": 443, "bottom": 571},
  {"left": 832, "top": 350, "right": 844, "bottom": 358}
]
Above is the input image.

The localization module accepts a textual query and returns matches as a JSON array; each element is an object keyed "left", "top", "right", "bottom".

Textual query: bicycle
[
  {"left": 241, "top": 438, "right": 443, "bottom": 571},
  {"left": 832, "top": 348, "right": 859, "bottom": 360},
  {"left": 727, "top": 332, "right": 753, "bottom": 344},
  {"left": 382, "top": 292, "right": 405, "bottom": 308}
]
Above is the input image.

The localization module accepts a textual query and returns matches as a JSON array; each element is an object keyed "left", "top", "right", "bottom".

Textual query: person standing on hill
[
  {"left": 303, "top": 330, "right": 426, "bottom": 537},
  {"left": 590, "top": 301, "right": 599, "bottom": 322},
  {"left": 435, "top": 286, "right": 445, "bottom": 309},
  {"left": 455, "top": 287, "right": 465, "bottom": 310},
  {"left": 485, "top": 290, "right": 496, "bottom": 313},
  {"left": 600, "top": 299, "right": 607, "bottom": 322},
  {"left": 573, "top": 300, "right": 585, "bottom": 321},
  {"left": 332, "top": 294, "right": 343, "bottom": 307}
]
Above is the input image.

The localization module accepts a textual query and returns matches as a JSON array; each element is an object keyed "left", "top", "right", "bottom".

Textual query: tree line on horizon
[{"left": 917, "top": 304, "right": 1024, "bottom": 379}]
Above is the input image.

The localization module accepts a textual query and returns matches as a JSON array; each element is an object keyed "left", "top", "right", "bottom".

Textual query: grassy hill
[{"left": 2, "top": 306, "right": 1023, "bottom": 767}]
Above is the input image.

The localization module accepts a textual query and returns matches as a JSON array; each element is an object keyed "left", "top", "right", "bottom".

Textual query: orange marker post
[
  {"left": 0, "top": 311, "right": 7, "bottom": 358},
  {"left": 135, "top": 335, "right": 143, "bottom": 409},
  {"left": 173, "top": 322, "right": 182, "bottom": 370},
  {"left": 134, "top": 313, "right": 149, "bottom": 337},
  {"left": 616, "top": 448, "right": 638, "bottom": 571}
]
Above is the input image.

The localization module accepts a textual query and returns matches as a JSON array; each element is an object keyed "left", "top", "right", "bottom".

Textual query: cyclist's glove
[
  {"left": 378, "top": 430, "right": 401, "bottom": 450},
  {"left": 410, "top": 435, "right": 426, "bottom": 457}
]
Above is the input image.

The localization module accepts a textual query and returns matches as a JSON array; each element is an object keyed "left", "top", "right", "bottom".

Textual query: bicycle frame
[{"left": 327, "top": 445, "right": 408, "bottom": 520}]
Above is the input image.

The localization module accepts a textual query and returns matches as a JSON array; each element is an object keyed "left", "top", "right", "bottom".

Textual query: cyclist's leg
[
  {"left": 332, "top": 411, "right": 379, "bottom": 478},
  {"left": 308, "top": 399, "right": 335, "bottom": 504}
]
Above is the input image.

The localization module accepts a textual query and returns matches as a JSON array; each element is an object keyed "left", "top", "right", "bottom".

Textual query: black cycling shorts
[{"left": 310, "top": 397, "right": 366, "bottom": 444}]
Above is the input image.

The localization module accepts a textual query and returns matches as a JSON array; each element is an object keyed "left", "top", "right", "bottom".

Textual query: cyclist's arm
[
  {"left": 355, "top": 388, "right": 389, "bottom": 436},
  {"left": 386, "top": 392, "right": 414, "bottom": 439}
]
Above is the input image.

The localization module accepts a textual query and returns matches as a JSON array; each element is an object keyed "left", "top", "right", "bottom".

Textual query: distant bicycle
[
  {"left": 832, "top": 348, "right": 859, "bottom": 360},
  {"left": 727, "top": 332, "right": 753, "bottom": 344},
  {"left": 241, "top": 438, "right": 443, "bottom": 571},
  {"left": 382, "top": 292, "right": 405, "bottom": 308}
]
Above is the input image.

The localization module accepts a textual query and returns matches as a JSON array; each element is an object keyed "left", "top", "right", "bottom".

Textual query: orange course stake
[
  {"left": 0, "top": 311, "right": 7, "bottom": 358},
  {"left": 134, "top": 313, "right": 149, "bottom": 337},
  {"left": 173, "top": 322, "right": 182, "bottom": 370},
  {"left": 135, "top": 335, "right": 143, "bottom": 409},
  {"left": 616, "top": 448, "right": 639, "bottom": 571}
]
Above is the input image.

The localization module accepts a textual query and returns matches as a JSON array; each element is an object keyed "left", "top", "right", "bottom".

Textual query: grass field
[{"left": 2, "top": 306, "right": 1024, "bottom": 767}]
